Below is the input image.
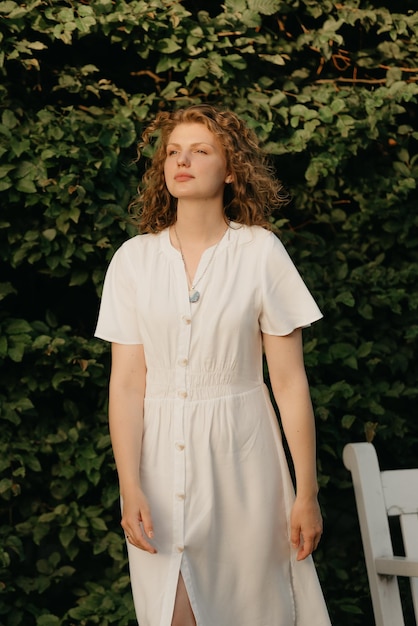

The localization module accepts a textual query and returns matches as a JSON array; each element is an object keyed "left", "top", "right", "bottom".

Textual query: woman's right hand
[{"left": 121, "top": 487, "right": 157, "bottom": 554}]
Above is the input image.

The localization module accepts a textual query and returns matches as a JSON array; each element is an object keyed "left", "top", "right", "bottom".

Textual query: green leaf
[
  {"left": 69, "top": 270, "right": 89, "bottom": 286},
  {"left": 6, "top": 319, "right": 32, "bottom": 334},
  {"left": 335, "top": 292, "right": 355, "bottom": 307},
  {"left": 26, "top": 456, "right": 42, "bottom": 472},
  {"left": 185, "top": 58, "right": 209, "bottom": 84},
  {"left": 59, "top": 526, "right": 76, "bottom": 549},
  {"left": 0, "top": 164, "right": 16, "bottom": 178},
  {"left": 15, "top": 161, "right": 37, "bottom": 178},
  {"left": 15, "top": 178, "right": 37, "bottom": 193},
  {"left": 0, "top": 282, "right": 17, "bottom": 301},
  {"left": 8, "top": 343, "right": 26, "bottom": 362},
  {"left": 156, "top": 38, "right": 181, "bottom": 53},
  {"left": 341, "top": 415, "right": 356, "bottom": 429},
  {"left": 42, "top": 228, "right": 57, "bottom": 241},
  {"left": 2, "top": 110, "right": 19, "bottom": 129},
  {"left": 0, "top": 178, "right": 12, "bottom": 191},
  {"left": 248, "top": 0, "right": 280, "bottom": 14},
  {"left": 5, "top": 318, "right": 32, "bottom": 335},
  {"left": 90, "top": 517, "right": 108, "bottom": 531},
  {"left": 52, "top": 372, "right": 73, "bottom": 389},
  {"left": 0, "top": 478, "right": 13, "bottom": 495},
  {"left": 258, "top": 53, "right": 286, "bottom": 66},
  {"left": 0, "top": 1, "right": 17, "bottom": 14},
  {"left": 0, "top": 334, "right": 7, "bottom": 356}
]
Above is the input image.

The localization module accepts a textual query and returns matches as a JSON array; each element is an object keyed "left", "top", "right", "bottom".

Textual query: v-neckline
[{"left": 164, "top": 225, "right": 232, "bottom": 285}]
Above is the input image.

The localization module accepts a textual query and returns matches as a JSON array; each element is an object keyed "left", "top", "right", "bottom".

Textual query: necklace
[{"left": 174, "top": 223, "right": 229, "bottom": 303}]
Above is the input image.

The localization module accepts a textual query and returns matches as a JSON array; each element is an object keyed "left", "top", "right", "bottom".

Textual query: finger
[
  {"left": 297, "top": 531, "right": 321, "bottom": 560},
  {"left": 297, "top": 538, "right": 314, "bottom": 561},
  {"left": 140, "top": 506, "right": 154, "bottom": 540},
  {"left": 290, "top": 526, "right": 301, "bottom": 549},
  {"left": 122, "top": 515, "right": 157, "bottom": 554},
  {"left": 313, "top": 535, "right": 322, "bottom": 551},
  {"left": 126, "top": 527, "right": 157, "bottom": 554}
]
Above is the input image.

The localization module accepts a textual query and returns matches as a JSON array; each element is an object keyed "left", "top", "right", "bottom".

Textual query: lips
[{"left": 174, "top": 174, "right": 194, "bottom": 181}]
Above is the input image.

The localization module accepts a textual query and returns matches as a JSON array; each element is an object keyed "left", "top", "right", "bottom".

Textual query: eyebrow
[{"left": 166, "top": 142, "right": 214, "bottom": 148}]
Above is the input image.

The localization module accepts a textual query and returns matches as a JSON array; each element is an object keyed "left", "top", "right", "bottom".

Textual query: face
[{"left": 163, "top": 123, "right": 232, "bottom": 203}]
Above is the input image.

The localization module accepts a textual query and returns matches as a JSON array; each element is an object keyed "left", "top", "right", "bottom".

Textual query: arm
[
  {"left": 263, "top": 329, "right": 323, "bottom": 561},
  {"left": 109, "top": 342, "right": 156, "bottom": 553}
]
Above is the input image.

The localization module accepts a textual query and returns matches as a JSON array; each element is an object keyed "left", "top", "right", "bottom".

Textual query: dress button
[
  {"left": 177, "top": 390, "right": 188, "bottom": 398},
  {"left": 176, "top": 545, "right": 184, "bottom": 553},
  {"left": 176, "top": 492, "right": 185, "bottom": 500},
  {"left": 182, "top": 315, "right": 191, "bottom": 325},
  {"left": 178, "top": 358, "right": 188, "bottom": 367},
  {"left": 175, "top": 442, "right": 185, "bottom": 451}
]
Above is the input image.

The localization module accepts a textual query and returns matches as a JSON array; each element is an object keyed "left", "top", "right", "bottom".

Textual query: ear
[{"left": 225, "top": 174, "right": 233, "bottom": 184}]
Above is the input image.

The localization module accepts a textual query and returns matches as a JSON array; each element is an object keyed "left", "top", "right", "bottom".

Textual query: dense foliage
[{"left": 1, "top": 0, "right": 417, "bottom": 624}]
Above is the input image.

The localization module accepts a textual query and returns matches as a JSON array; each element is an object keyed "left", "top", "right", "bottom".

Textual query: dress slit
[{"left": 171, "top": 570, "right": 196, "bottom": 626}]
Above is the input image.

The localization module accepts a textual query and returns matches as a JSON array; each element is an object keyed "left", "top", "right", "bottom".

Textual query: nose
[{"left": 177, "top": 151, "right": 190, "bottom": 167}]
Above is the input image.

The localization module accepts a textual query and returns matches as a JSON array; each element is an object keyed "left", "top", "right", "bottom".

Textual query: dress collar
[{"left": 160, "top": 221, "right": 254, "bottom": 259}]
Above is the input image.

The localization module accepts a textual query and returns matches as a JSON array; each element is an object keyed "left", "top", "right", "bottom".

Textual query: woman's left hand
[{"left": 290, "top": 495, "right": 323, "bottom": 561}]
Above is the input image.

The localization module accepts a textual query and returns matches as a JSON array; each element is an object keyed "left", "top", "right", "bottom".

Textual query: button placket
[{"left": 172, "top": 274, "right": 193, "bottom": 556}]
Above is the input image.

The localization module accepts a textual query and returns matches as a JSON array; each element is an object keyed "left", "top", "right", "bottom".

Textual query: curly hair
[{"left": 130, "top": 104, "right": 287, "bottom": 233}]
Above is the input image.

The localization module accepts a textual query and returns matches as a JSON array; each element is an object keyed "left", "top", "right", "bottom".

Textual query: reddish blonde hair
[{"left": 130, "top": 104, "right": 287, "bottom": 233}]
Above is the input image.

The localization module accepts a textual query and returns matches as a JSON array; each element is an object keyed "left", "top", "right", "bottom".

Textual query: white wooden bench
[{"left": 343, "top": 442, "right": 418, "bottom": 626}]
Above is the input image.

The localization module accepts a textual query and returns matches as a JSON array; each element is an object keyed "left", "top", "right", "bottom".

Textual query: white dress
[{"left": 95, "top": 223, "right": 331, "bottom": 626}]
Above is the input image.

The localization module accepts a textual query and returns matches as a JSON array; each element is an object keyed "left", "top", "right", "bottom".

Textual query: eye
[
  {"left": 195, "top": 149, "right": 207, "bottom": 154},
  {"left": 167, "top": 150, "right": 178, "bottom": 156}
]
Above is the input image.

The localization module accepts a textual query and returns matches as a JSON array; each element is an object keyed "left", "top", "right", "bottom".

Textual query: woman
[{"left": 95, "top": 104, "right": 331, "bottom": 626}]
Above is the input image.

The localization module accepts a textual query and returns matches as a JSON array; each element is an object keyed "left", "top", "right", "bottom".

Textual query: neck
[{"left": 174, "top": 201, "right": 227, "bottom": 244}]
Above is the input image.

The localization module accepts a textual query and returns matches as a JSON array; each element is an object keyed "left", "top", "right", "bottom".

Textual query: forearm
[
  {"left": 263, "top": 330, "right": 319, "bottom": 499},
  {"left": 108, "top": 343, "right": 147, "bottom": 496},
  {"left": 273, "top": 376, "right": 319, "bottom": 499},
  {"left": 109, "top": 384, "right": 145, "bottom": 494},
  {"left": 263, "top": 331, "right": 323, "bottom": 558}
]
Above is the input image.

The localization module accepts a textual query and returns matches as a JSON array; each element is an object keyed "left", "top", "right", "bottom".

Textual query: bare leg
[{"left": 171, "top": 573, "right": 196, "bottom": 626}]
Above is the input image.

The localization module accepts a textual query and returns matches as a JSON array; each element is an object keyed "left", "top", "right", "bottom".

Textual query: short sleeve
[
  {"left": 259, "top": 232, "right": 323, "bottom": 336},
  {"left": 94, "top": 242, "right": 143, "bottom": 344}
]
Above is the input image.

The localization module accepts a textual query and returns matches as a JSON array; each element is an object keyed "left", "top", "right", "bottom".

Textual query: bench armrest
[{"left": 376, "top": 556, "right": 418, "bottom": 577}]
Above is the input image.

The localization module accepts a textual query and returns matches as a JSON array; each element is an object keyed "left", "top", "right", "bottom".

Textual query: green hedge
[{"left": 1, "top": 1, "right": 417, "bottom": 623}]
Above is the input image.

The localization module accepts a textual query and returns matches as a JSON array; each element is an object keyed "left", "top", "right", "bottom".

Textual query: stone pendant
[{"left": 189, "top": 289, "right": 200, "bottom": 303}]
